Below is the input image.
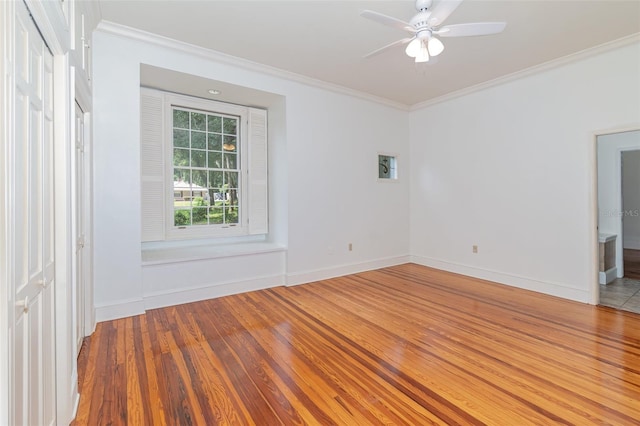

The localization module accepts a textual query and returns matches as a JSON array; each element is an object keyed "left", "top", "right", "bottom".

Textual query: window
[
  {"left": 141, "top": 88, "right": 268, "bottom": 242},
  {"left": 378, "top": 154, "right": 397, "bottom": 180},
  {"left": 172, "top": 107, "right": 240, "bottom": 227}
]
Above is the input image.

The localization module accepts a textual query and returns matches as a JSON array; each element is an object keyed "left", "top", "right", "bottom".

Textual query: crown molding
[
  {"left": 95, "top": 21, "right": 410, "bottom": 111},
  {"left": 410, "top": 33, "right": 640, "bottom": 111},
  {"left": 91, "top": 22, "right": 640, "bottom": 112}
]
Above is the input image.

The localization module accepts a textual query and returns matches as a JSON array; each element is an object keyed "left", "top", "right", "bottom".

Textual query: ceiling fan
[{"left": 361, "top": 0, "right": 506, "bottom": 63}]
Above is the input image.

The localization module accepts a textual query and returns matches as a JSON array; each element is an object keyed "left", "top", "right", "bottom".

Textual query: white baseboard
[
  {"left": 411, "top": 255, "right": 591, "bottom": 303},
  {"left": 94, "top": 298, "right": 146, "bottom": 322},
  {"left": 95, "top": 275, "right": 284, "bottom": 322},
  {"left": 599, "top": 267, "right": 618, "bottom": 285},
  {"left": 286, "top": 255, "right": 411, "bottom": 287},
  {"left": 86, "top": 306, "right": 97, "bottom": 336},
  {"left": 143, "top": 274, "right": 285, "bottom": 311}
]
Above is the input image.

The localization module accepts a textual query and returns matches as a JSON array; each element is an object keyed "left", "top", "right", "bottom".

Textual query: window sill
[{"left": 141, "top": 241, "right": 286, "bottom": 266}]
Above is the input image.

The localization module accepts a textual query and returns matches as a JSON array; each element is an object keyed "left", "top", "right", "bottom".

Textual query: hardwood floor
[
  {"left": 73, "top": 264, "right": 640, "bottom": 425},
  {"left": 625, "top": 249, "right": 640, "bottom": 280}
]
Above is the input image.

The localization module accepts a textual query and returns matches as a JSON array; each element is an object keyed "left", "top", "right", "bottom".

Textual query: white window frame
[
  {"left": 141, "top": 88, "right": 268, "bottom": 242},
  {"left": 164, "top": 93, "right": 248, "bottom": 240}
]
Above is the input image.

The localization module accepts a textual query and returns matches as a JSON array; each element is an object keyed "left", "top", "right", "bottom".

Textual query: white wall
[
  {"left": 284, "top": 95, "right": 411, "bottom": 284},
  {"left": 597, "top": 131, "right": 640, "bottom": 273},
  {"left": 410, "top": 41, "right": 640, "bottom": 303},
  {"left": 623, "top": 149, "right": 640, "bottom": 249},
  {"left": 93, "top": 23, "right": 637, "bottom": 321},
  {"left": 92, "top": 28, "right": 410, "bottom": 320}
]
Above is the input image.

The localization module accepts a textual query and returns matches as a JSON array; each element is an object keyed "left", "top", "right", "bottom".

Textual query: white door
[
  {"left": 75, "top": 103, "right": 86, "bottom": 353},
  {"left": 10, "top": 2, "right": 57, "bottom": 425}
]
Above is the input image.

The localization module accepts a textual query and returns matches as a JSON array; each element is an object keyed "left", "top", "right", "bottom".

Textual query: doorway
[
  {"left": 622, "top": 150, "right": 640, "bottom": 281},
  {"left": 597, "top": 130, "right": 640, "bottom": 313}
]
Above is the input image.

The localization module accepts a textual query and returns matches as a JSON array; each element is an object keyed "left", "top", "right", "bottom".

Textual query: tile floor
[{"left": 599, "top": 277, "right": 640, "bottom": 314}]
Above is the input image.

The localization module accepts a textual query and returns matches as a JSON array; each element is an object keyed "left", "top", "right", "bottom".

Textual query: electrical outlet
[
  {"left": 472, "top": 245, "right": 478, "bottom": 253},
  {"left": 348, "top": 243, "right": 353, "bottom": 251}
]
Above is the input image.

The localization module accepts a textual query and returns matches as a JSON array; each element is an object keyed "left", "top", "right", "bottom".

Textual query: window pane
[
  {"left": 207, "top": 115, "right": 222, "bottom": 133},
  {"left": 208, "top": 151, "right": 222, "bottom": 169},
  {"left": 174, "top": 168, "right": 190, "bottom": 183},
  {"left": 228, "top": 189, "right": 239, "bottom": 207},
  {"left": 192, "top": 170, "right": 207, "bottom": 188},
  {"left": 192, "top": 207, "right": 208, "bottom": 225},
  {"left": 226, "top": 206, "right": 239, "bottom": 224},
  {"left": 173, "top": 109, "right": 189, "bottom": 129},
  {"left": 191, "top": 131, "right": 206, "bottom": 149},
  {"left": 208, "top": 206, "right": 222, "bottom": 224},
  {"left": 209, "top": 171, "right": 223, "bottom": 189},
  {"left": 173, "top": 129, "right": 189, "bottom": 148},
  {"left": 225, "top": 171, "right": 239, "bottom": 188},
  {"left": 174, "top": 209, "right": 190, "bottom": 226},
  {"left": 191, "top": 112, "right": 206, "bottom": 131},
  {"left": 223, "top": 117, "right": 238, "bottom": 135},
  {"left": 191, "top": 150, "right": 206, "bottom": 168},
  {"left": 208, "top": 133, "right": 222, "bottom": 151},
  {"left": 223, "top": 153, "right": 237, "bottom": 169},
  {"left": 174, "top": 195, "right": 187, "bottom": 209},
  {"left": 203, "top": 190, "right": 211, "bottom": 205},
  {"left": 173, "top": 148, "right": 190, "bottom": 167},
  {"left": 223, "top": 135, "right": 237, "bottom": 152}
]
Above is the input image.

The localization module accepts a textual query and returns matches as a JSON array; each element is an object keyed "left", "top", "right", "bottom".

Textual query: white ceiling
[{"left": 98, "top": 0, "right": 640, "bottom": 107}]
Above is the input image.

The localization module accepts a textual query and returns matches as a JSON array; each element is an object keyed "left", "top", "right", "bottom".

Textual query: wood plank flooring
[
  {"left": 73, "top": 264, "right": 640, "bottom": 425},
  {"left": 625, "top": 249, "right": 640, "bottom": 280}
]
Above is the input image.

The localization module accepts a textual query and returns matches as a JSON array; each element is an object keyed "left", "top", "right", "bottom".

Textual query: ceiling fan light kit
[
  {"left": 405, "top": 31, "right": 444, "bottom": 62},
  {"left": 415, "top": 41, "right": 430, "bottom": 63},
  {"left": 405, "top": 38, "right": 422, "bottom": 58},
  {"left": 361, "top": 0, "right": 506, "bottom": 62}
]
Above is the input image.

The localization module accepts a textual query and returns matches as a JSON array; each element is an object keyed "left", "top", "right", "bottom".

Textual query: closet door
[{"left": 11, "top": 2, "right": 56, "bottom": 425}]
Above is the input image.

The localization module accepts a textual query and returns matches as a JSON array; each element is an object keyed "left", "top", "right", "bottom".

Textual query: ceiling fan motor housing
[
  {"left": 410, "top": 11, "right": 432, "bottom": 30},
  {"left": 415, "top": 0, "right": 433, "bottom": 12}
]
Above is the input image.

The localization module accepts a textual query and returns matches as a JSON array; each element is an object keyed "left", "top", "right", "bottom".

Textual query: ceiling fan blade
[
  {"left": 360, "top": 10, "right": 414, "bottom": 33},
  {"left": 428, "top": 0, "right": 464, "bottom": 27},
  {"left": 437, "top": 22, "right": 506, "bottom": 37},
  {"left": 364, "top": 38, "right": 414, "bottom": 59}
]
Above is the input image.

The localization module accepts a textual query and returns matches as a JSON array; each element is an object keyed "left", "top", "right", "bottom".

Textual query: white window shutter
[
  {"left": 247, "top": 108, "right": 268, "bottom": 235},
  {"left": 140, "top": 88, "right": 165, "bottom": 241}
]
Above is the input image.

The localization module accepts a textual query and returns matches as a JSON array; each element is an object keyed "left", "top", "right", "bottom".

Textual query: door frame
[
  {"left": 74, "top": 23, "right": 95, "bottom": 339},
  {"left": 74, "top": 100, "right": 95, "bottom": 347},
  {"left": 591, "top": 126, "right": 640, "bottom": 305},
  {"left": 75, "top": 102, "right": 86, "bottom": 354},
  {"left": 0, "top": 2, "right": 11, "bottom": 423}
]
